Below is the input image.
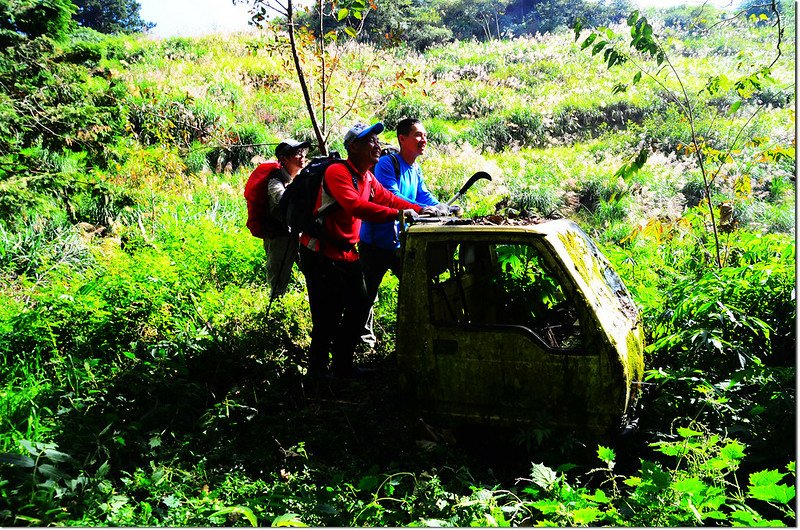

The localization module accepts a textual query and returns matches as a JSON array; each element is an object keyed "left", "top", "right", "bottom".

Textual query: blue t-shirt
[{"left": 360, "top": 153, "right": 439, "bottom": 250}]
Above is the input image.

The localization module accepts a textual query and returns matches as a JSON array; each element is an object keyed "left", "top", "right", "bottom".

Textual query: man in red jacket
[{"left": 299, "top": 122, "right": 437, "bottom": 377}]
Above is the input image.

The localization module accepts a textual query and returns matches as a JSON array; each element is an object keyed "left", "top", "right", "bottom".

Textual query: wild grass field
[{"left": 0, "top": 3, "right": 796, "bottom": 526}]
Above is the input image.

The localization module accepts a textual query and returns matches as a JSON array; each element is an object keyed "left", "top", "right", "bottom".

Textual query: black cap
[{"left": 275, "top": 139, "right": 311, "bottom": 159}]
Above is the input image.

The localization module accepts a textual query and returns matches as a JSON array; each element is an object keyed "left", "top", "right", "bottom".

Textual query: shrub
[
  {"left": 184, "top": 142, "right": 212, "bottom": 174},
  {"left": 466, "top": 107, "right": 544, "bottom": 152},
  {"left": 110, "top": 145, "right": 187, "bottom": 191},
  {"left": 160, "top": 37, "right": 208, "bottom": 61},
  {"left": 71, "top": 180, "right": 136, "bottom": 229},
  {"left": 206, "top": 80, "right": 244, "bottom": 107},
  {"left": 507, "top": 182, "right": 563, "bottom": 217},
  {"left": 382, "top": 94, "right": 448, "bottom": 130},
  {"left": 208, "top": 123, "right": 272, "bottom": 172},
  {"left": 402, "top": 25, "right": 453, "bottom": 51},
  {"left": 127, "top": 96, "right": 222, "bottom": 149},
  {"left": 576, "top": 175, "right": 627, "bottom": 212},
  {"left": 423, "top": 118, "right": 458, "bottom": 145},
  {"left": 551, "top": 100, "right": 650, "bottom": 141},
  {"left": 0, "top": 218, "right": 93, "bottom": 280},
  {"left": 451, "top": 84, "right": 504, "bottom": 119}
]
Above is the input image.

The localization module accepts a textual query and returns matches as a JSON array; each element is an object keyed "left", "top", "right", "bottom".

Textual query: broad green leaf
[
  {"left": 96, "top": 460, "right": 110, "bottom": 479},
  {"left": 344, "top": 26, "right": 357, "bottom": 38},
  {"left": 420, "top": 519, "right": 449, "bottom": 526},
  {"left": 581, "top": 33, "right": 597, "bottom": 50},
  {"left": 676, "top": 426, "right": 703, "bottom": 439},
  {"left": 162, "top": 495, "right": 180, "bottom": 508},
  {"left": 13, "top": 515, "right": 42, "bottom": 525},
  {"left": 532, "top": 500, "right": 560, "bottom": 514},
  {"left": 727, "top": 100, "right": 742, "bottom": 115},
  {"left": 749, "top": 469, "right": 786, "bottom": 487},
  {"left": 531, "top": 463, "right": 557, "bottom": 489},
  {"left": 42, "top": 448, "right": 77, "bottom": 464},
  {"left": 337, "top": 8, "right": 349, "bottom": 21},
  {"left": 37, "top": 463, "right": 71, "bottom": 480},
  {"left": 623, "top": 476, "right": 642, "bottom": 487},
  {"left": 672, "top": 477, "right": 706, "bottom": 497},
  {"left": 0, "top": 452, "right": 35, "bottom": 467},
  {"left": 583, "top": 489, "right": 610, "bottom": 504},
  {"left": 212, "top": 506, "right": 258, "bottom": 527},
  {"left": 730, "top": 510, "right": 763, "bottom": 525},
  {"left": 357, "top": 475, "right": 379, "bottom": 491},
  {"left": 272, "top": 512, "right": 307, "bottom": 527},
  {"left": 597, "top": 445, "right": 616, "bottom": 464},
  {"left": 19, "top": 439, "right": 39, "bottom": 456},
  {"left": 731, "top": 510, "right": 784, "bottom": 527},
  {"left": 592, "top": 41, "right": 607, "bottom": 55},
  {"left": 573, "top": 20, "right": 583, "bottom": 41},
  {"left": 572, "top": 507, "right": 602, "bottom": 524},
  {"left": 704, "top": 510, "right": 727, "bottom": 520},
  {"left": 719, "top": 440, "right": 746, "bottom": 462},
  {"left": 749, "top": 484, "right": 795, "bottom": 504},
  {"left": 632, "top": 71, "right": 642, "bottom": 84},
  {"left": 627, "top": 10, "right": 639, "bottom": 26},
  {"left": 639, "top": 461, "right": 672, "bottom": 491}
]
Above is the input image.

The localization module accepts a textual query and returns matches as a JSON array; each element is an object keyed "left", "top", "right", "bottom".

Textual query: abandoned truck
[{"left": 395, "top": 216, "right": 645, "bottom": 435}]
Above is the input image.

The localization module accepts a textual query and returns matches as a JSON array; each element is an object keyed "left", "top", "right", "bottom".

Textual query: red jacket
[{"left": 300, "top": 159, "right": 421, "bottom": 261}]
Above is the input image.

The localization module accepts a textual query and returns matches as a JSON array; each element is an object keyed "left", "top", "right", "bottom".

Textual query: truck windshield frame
[{"left": 425, "top": 237, "right": 586, "bottom": 352}]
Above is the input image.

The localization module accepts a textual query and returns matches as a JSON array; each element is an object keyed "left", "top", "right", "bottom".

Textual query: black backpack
[{"left": 278, "top": 152, "right": 359, "bottom": 241}]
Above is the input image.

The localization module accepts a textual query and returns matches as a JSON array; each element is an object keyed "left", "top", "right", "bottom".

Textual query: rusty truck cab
[{"left": 396, "top": 218, "right": 644, "bottom": 434}]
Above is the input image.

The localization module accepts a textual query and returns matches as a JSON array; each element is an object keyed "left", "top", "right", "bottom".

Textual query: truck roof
[{"left": 406, "top": 215, "right": 569, "bottom": 235}]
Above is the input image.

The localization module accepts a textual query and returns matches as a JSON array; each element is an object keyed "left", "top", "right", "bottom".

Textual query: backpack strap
[
  {"left": 316, "top": 161, "right": 369, "bottom": 252},
  {"left": 320, "top": 160, "right": 362, "bottom": 203},
  {"left": 389, "top": 153, "right": 401, "bottom": 181}
]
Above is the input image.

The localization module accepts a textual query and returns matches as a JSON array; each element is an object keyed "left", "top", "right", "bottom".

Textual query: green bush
[
  {"left": 127, "top": 95, "right": 221, "bottom": 149},
  {"left": 184, "top": 141, "right": 211, "bottom": 174},
  {"left": 382, "top": 94, "right": 448, "bottom": 130},
  {"left": 423, "top": 118, "right": 458, "bottom": 145},
  {"left": 552, "top": 100, "right": 650, "bottom": 141},
  {"left": 207, "top": 122, "right": 271, "bottom": 172},
  {"left": 451, "top": 84, "right": 504, "bottom": 119},
  {"left": 466, "top": 107, "right": 544, "bottom": 152},
  {"left": 507, "top": 182, "right": 563, "bottom": 217}
]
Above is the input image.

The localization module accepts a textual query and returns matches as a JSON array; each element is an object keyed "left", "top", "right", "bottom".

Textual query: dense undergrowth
[{"left": 0, "top": 3, "right": 796, "bottom": 526}]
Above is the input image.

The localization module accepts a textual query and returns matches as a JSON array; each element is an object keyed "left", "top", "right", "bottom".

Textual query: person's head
[
  {"left": 343, "top": 122, "right": 385, "bottom": 170},
  {"left": 275, "top": 139, "right": 311, "bottom": 177},
  {"left": 396, "top": 117, "right": 427, "bottom": 163}
]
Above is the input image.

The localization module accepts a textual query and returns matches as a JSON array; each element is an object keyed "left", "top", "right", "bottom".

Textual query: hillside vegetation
[{"left": 0, "top": 2, "right": 796, "bottom": 526}]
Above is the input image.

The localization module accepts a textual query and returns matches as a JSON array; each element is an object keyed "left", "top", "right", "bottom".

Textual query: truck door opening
[{"left": 426, "top": 240, "right": 584, "bottom": 351}]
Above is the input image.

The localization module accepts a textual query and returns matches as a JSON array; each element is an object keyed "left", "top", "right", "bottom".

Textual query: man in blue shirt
[{"left": 359, "top": 118, "right": 448, "bottom": 346}]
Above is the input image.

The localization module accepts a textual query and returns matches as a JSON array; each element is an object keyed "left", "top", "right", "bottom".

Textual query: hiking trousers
[
  {"left": 358, "top": 242, "right": 403, "bottom": 347},
  {"left": 264, "top": 234, "right": 299, "bottom": 297},
  {"left": 299, "top": 246, "right": 371, "bottom": 375}
]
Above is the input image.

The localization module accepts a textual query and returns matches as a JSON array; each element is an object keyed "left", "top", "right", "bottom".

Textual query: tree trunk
[{"left": 286, "top": 0, "right": 328, "bottom": 154}]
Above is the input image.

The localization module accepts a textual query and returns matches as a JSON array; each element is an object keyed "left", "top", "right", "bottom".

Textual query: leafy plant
[{"left": 574, "top": 2, "right": 791, "bottom": 266}]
